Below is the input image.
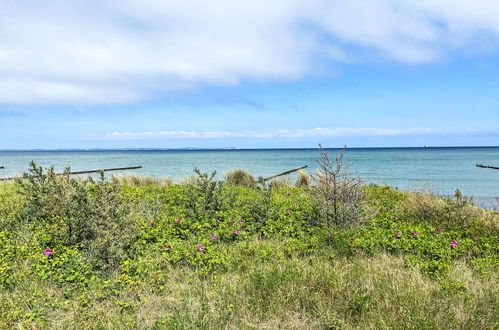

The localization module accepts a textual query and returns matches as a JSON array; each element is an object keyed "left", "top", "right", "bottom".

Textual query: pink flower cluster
[{"left": 451, "top": 241, "right": 459, "bottom": 248}]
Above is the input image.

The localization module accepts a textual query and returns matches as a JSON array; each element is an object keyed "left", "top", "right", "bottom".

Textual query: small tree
[{"left": 312, "top": 145, "right": 364, "bottom": 227}]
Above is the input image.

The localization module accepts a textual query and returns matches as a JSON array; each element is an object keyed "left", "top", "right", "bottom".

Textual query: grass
[{"left": 0, "top": 164, "right": 497, "bottom": 329}]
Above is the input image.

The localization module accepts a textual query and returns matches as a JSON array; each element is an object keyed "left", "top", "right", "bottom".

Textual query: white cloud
[
  {"left": 95, "top": 127, "right": 441, "bottom": 140},
  {"left": 1, "top": 0, "right": 499, "bottom": 104}
]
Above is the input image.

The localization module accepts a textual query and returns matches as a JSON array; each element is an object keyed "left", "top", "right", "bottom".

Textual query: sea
[{"left": 1, "top": 147, "right": 498, "bottom": 207}]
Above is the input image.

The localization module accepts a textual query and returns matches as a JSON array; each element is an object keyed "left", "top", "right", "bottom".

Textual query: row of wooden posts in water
[
  {"left": 0, "top": 165, "right": 309, "bottom": 182},
  {"left": 476, "top": 164, "right": 499, "bottom": 170},
  {"left": 0, "top": 163, "right": 496, "bottom": 182}
]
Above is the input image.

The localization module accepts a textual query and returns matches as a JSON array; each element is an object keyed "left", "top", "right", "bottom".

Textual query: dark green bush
[{"left": 15, "top": 162, "right": 137, "bottom": 271}]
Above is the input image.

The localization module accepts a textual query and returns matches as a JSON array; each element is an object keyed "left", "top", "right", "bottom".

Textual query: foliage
[
  {"left": 0, "top": 160, "right": 497, "bottom": 328},
  {"left": 14, "top": 162, "right": 138, "bottom": 271}
]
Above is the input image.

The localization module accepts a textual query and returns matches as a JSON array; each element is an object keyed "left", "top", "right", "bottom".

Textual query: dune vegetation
[{"left": 0, "top": 150, "right": 497, "bottom": 329}]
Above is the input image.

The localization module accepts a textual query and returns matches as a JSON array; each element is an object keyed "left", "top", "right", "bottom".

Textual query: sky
[{"left": 1, "top": 0, "right": 499, "bottom": 149}]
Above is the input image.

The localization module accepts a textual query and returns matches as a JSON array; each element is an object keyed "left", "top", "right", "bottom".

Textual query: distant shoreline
[{"left": 1, "top": 146, "right": 499, "bottom": 152}]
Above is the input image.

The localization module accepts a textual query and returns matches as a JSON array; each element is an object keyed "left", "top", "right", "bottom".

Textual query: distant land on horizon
[{"left": 1, "top": 146, "right": 499, "bottom": 152}]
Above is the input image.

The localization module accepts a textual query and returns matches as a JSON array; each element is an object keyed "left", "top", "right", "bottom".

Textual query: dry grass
[
  {"left": 295, "top": 170, "right": 310, "bottom": 187},
  {"left": 403, "top": 191, "right": 499, "bottom": 231},
  {"left": 225, "top": 169, "right": 256, "bottom": 187},
  {"left": 269, "top": 177, "right": 291, "bottom": 189},
  {"left": 12, "top": 250, "right": 497, "bottom": 329},
  {"left": 111, "top": 173, "right": 172, "bottom": 186}
]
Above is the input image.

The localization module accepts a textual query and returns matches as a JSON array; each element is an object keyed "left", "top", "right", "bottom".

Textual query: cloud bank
[
  {"left": 1, "top": 0, "right": 499, "bottom": 105},
  {"left": 94, "top": 127, "right": 454, "bottom": 140}
]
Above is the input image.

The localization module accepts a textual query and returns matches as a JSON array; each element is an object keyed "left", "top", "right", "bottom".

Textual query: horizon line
[{"left": 1, "top": 145, "right": 499, "bottom": 152}]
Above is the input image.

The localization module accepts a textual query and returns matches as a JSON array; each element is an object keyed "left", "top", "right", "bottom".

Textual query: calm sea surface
[{"left": 1, "top": 147, "right": 498, "bottom": 203}]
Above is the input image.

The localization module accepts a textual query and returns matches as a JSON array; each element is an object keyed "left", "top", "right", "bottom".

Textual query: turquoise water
[{"left": 1, "top": 147, "right": 498, "bottom": 201}]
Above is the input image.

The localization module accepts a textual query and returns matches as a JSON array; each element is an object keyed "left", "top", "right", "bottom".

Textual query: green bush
[
  {"left": 15, "top": 162, "right": 137, "bottom": 271},
  {"left": 0, "top": 161, "right": 497, "bottom": 328}
]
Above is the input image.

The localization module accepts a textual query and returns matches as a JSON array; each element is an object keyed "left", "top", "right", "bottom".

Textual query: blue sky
[{"left": 1, "top": 0, "right": 499, "bottom": 149}]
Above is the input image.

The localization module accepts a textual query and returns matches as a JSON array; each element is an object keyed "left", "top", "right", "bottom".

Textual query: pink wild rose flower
[{"left": 44, "top": 249, "right": 53, "bottom": 256}]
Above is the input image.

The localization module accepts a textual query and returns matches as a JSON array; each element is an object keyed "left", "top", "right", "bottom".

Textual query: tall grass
[
  {"left": 225, "top": 169, "right": 256, "bottom": 187},
  {"left": 111, "top": 173, "right": 172, "bottom": 186},
  {"left": 3, "top": 245, "right": 497, "bottom": 329},
  {"left": 295, "top": 170, "right": 311, "bottom": 187}
]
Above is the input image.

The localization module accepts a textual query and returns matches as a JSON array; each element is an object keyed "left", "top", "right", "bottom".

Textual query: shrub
[
  {"left": 312, "top": 145, "right": 364, "bottom": 227},
  {"left": 15, "top": 162, "right": 138, "bottom": 271}
]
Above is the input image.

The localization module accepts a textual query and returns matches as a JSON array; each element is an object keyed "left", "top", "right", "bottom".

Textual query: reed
[
  {"left": 294, "top": 170, "right": 310, "bottom": 187},
  {"left": 225, "top": 169, "right": 256, "bottom": 187},
  {"left": 111, "top": 173, "right": 172, "bottom": 186}
]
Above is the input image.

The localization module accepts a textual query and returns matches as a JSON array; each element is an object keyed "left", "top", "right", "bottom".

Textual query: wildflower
[
  {"left": 149, "top": 221, "right": 155, "bottom": 226},
  {"left": 451, "top": 241, "right": 459, "bottom": 248},
  {"left": 412, "top": 231, "right": 419, "bottom": 236},
  {"left": 175, "top": 219, "right": 182, "bottom": 223},
  {"left": 200, "top": 210, "right": 205, "bottom": 214},
  {"left": 44, "top": 249, "right": 53, "bottom": 256},
  {"left": 166, "top": 244, "right": 173, "bottom": 251},
  {"left": 395, "top": 233, "right": 401, "bottom": 238},
  {"left": 436, "top": 227, "right": 441, "bottom": 232},
  {"left": 349, "top": 237, "right": 355, "bottom": 241},
  {"left": 391, "top": 215, "right": 397, "bottom": 219},
  {"left": 216, "top": 218, "right": 221, "bottom": 223},
  {"left": 211, "top": 234, "right": 217, "bottom": 240},
  {"left": 197, "top": 244, "right": 205, "bottom": 252},
  {"left": 288, "top": 191, "right": 293, "bottom": 195},
  {"left": 233, "top": 230, "right": 239, "bottom": 235},
  {"left": 239, "top": 219, "right": 245, "bottom": 223},
  {"left": 231, "top": 220, "right": 236, "bottom": 224},
  {"left": 327, "top": 232, "right": 333, "bottom": 237}
]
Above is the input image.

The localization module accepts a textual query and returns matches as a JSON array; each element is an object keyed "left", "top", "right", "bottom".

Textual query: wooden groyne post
[
  {"left": 476, "top": 164, "right": 499, "bottom": 170},
  {"left": 0, "top": 165, "right": 142, "bottom": 181},
  {"left": 263, "top": 165, "right": 308, "bottom": 182}
]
